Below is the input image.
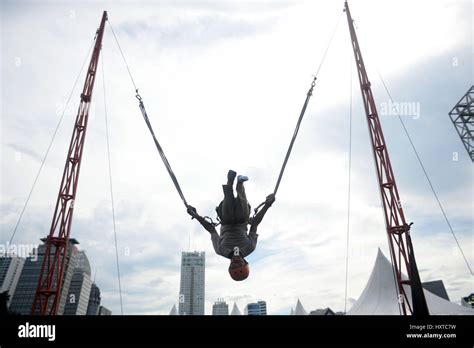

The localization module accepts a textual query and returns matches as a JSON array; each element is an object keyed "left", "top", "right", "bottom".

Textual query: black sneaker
[{"left": 227, "top": 170, "right": 237, "bottom": 184}]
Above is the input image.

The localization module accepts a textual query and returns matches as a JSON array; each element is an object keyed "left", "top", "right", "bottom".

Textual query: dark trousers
[{"left": 217, "top": 182, "right": 250, "bottom": 225}]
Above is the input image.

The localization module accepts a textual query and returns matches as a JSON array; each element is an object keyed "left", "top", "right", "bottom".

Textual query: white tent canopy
[
  {"left": 348, "top": 248, "right": 474, "bottom": 315},
  {"left": 169, "top": 304, "right": 178, "bottom": 315},
  {"left": 294, "top": 299, "right": 308, "bottom": 315},
  {"left": 230, "top": 302, "right": 242, "bottom": 315}
]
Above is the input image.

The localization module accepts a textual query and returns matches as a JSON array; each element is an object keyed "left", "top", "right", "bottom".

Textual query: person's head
[{"left": 228, "top": 255, "right": 249, "bottom": 281}]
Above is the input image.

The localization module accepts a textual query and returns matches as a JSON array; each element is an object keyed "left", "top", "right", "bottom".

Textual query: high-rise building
[
  {"left": 212, "top": 298, "right": 229, "bottom": 315},
  {"left": 178, "top": 251, "right": 205, "bottom": 315},
  {"left": 246, "top": 302, "right": 261, "bottom": 315},
  {"left": 257, "top": 300, "right": 267, "bottom": 315},
  {"left": 0, "top": 256, "right": 25, "bottom": 306},
  {"left": 98, "top": 305, "right": 112, "bottom": 315},
  {"left": 86, "top": 283, "right": 101, "bottom": 315},
  {"left": 9, "top": 238, "right": 79, "bottom": 315},
  {"left": 64, "top": 251, "right": 92, "bottom": 315},
  {"left": 246, "top": 300, "right": 267, "bottom": 315}
]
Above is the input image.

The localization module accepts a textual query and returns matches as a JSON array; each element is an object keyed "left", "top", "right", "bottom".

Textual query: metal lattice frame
[
  {"left": 31, "top": 11, "right": 107, "bottom": 315},
  {"left": 449, "top": 86, "right": 474, "bottom": 161},
  {"left": 344, "top": 1, "right": 428, "bottom": 315}
]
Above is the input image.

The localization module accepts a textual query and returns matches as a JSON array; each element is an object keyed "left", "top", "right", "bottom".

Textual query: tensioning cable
[{"left": 108, "top": 20, "right": 189, "bottom": 209}]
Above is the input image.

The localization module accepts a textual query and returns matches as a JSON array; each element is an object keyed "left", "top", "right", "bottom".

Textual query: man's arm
[
  {"left": 187, "top": 205, "right": 218, "bottom": 234},
  {"left": 249, "top": 194, "right": 275, "bottom": 233}
]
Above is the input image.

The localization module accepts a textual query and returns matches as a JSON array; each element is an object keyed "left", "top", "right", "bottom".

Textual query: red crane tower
[
  {"left": 344, "top": 1, "right": 429, "bottom": 315},
  {"left": 31, "top": 11, "right": 108, "bottom": 315}
]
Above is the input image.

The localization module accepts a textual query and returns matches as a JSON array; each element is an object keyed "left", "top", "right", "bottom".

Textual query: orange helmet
[{"left": 228, "top": 255, "right": 249, "bottom": 281}]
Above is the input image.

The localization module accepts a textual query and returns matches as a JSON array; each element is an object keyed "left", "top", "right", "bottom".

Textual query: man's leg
[
  {"left": 219, "top": 170, "right": 237, "bottom": 224},
  {"left": 235, "top": 177, "right": 250, "bottom": 224}
]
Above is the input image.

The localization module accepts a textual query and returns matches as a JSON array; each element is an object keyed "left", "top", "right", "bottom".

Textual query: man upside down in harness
[{"left": 187, "top": 170, "right": 275, "bottom": 281}]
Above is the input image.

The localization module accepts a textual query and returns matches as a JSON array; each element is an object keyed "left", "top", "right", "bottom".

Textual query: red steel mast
[
  {"left": 344, "top": 1, "right": 429, "bottom": 315},
  {"left": 32, "top": 11, "right": 108, "bottom": 315}
]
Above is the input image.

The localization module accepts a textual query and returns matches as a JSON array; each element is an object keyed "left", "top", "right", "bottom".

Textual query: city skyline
[
  {"left": 9, "top": 238, "right": 79, "bottom": 315},
  {"left": 1, "top": 245, "right": 472, "bottom": 315},
  {"left": 1, "top": 239, "right": 111, "bottom": 315}
]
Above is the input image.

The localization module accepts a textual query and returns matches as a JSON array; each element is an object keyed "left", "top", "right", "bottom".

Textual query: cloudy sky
[{"left": 1, "top": 0, "right": 472, "bottom": 315}]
